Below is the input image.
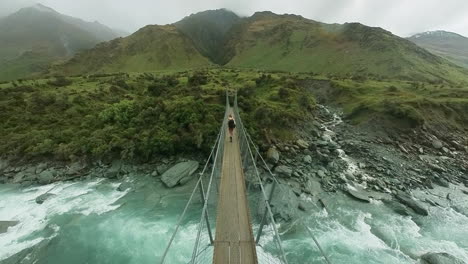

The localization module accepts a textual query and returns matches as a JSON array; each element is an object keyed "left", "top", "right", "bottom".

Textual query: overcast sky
[{"left": 1, "top": 0, "right": 468, "bottom": 37}]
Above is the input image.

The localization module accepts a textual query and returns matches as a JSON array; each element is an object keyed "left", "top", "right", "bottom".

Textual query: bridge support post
[
  {"left": 198, "top": 176, "right": 214, "bottom": 245},
  {"left": 255, "top": 180, "right": 277, "bottom": 244}
]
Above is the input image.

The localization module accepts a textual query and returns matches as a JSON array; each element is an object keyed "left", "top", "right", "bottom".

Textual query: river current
[{"left": 1, "top": 174, "right": 467, "bottom": 264}]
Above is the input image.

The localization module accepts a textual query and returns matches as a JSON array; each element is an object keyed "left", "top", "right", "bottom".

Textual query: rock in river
[
  {"left": 35, "top": 193, "right": 56, "bottom": 204},
  {"left": 395, "top": 191, "right": 429, "bottom": 216},
  {"left": 0, "top": 221, "right": 19, "bottom": 234},
  {"left": 420, "top": 252, "right": 465, "bottom": 264},
  {"left": 161, "top": 161, "right": 199, "bottom": 188}
]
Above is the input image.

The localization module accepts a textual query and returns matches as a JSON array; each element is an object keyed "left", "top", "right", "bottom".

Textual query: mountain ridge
[
  {"left": 408, "top": 30, "right": 468, "bottom": 69},
  {"left": 0, "top": 4, "right": 125, "bottom": 81}
]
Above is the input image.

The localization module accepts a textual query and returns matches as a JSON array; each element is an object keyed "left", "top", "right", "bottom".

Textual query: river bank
[{"left": 1, "top": 104, "right": 468, "bottom": 263}]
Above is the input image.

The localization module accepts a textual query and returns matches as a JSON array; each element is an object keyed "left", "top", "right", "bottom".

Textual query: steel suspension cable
[
  {"left": 160, "top": 128, "right": 223, "bottom": 264},
  {"left": 241, "top": 122, "right": 333, "bottom": 264},
  {"left": 234, "top": 106, "right": 289, "bottom": 264}
]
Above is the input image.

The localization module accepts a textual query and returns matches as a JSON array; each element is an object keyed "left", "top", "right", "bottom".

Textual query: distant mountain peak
[
  {"left": 410, "top": 30, "right": 466, "bottom": 39},
  {"left": 30, "top": 3, "right": 57, "bottom": 13}
]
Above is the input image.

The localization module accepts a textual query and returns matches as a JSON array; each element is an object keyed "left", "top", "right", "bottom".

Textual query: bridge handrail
[
  {"left": 190, "top": 90, "right": 230, "bottom": 263},
  {"left": 161, "top": 91, "right": 230, "bottom": 264},
  {"left": 234, "top": 91, "right": 333, "bottom": 264},
  {"left": 233, "top": 94, "right": 289, "bottom": 264}
]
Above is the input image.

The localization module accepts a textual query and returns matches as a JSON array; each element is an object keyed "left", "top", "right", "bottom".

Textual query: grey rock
[
  {"left": 35, "top": 163, "right": 48, "bottom": 174},
  {"left": 104, "top": 160, "right": 123, "bottom": 179},
  {"left": 0, "top": 159, "right": 9, "bottom": 172},
  {"left": 13, "top": 172, "right": 28, "bottom": 183},
  {"left": 432, "top": 140, "right": 443, "bottom": 149},
  {"left": 161, "top": 161, "right": 199, "bottom": 188},
  {"left": 263, "top": 184, "right": 298, "bottom": 222},
  {"left": 384, "top": 200, "right": 412, "bottom": 216},
  {"left": 434, "top": 178, "right": 450, "bottom": 188},
  {"left": 429, "top": 163, "right": 446, "bottom": 173},
  {"left": 296, "top": 139, "right": 309, "bottom": 149},
  {"left": 303, "top": 155, "right": 312, "bottom": 163},
  {"left": 420, "top": 252, "right": 465, "bottom": 264},
  {"left": 267, "top": 147, "right": 280, "bottom": 164},
  {"left": 66, "top": 162, "right": 86, "bottom": 176},
  {"left": 275, "top": 165, "right": 292, "bottom": 177},
  {"left": 442, "top": 147, "right": 450, "bottom": 154},
  {"left": 298, "top": 203, "right": 306, "bottom": 211},
  {"left": 117, "top": 182, "right": 132, "bottom": 192},
  {"left": 0, "top": 221, "right": 19, "bottom": 234},
  {"left": 37, "top": 170, "right": 55, "bottom": 184},
  {"left": 395, "top": 191, "right": 429, "bottom": 216},
  {"left": 317, "top": 170, "right": 326, "bottom": 178},
  {"left": 303, "top": 178, "right": 322, "bottom": 195},
  {"left": 35, "top": 193, "right": 56, "bottom": 204},
  {"left": 346, "top": 188, "right": 371, "bottom": 203}
]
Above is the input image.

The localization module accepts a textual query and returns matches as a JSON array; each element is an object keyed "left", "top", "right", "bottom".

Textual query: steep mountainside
[
  {"left": 175, "top": 9, "right": 241, "bottom": 64},
  {"left": 223, "top": 12, "right": 468, "bottom": 82},
  {"left": 0, "top": 4, "right": 122, "bottom": 81},
  {"left": 408, "top": 30, "right": 468, "bottom": 69},
  {"left": 55, "top": 25, "right": 212, "bottom": 75}
]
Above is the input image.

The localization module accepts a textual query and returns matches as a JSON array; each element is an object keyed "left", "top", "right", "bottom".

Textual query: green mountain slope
[
  {"left": 174, "top": 9, "right": 241, "bottom": 64},
  {"left": 55, "top": 25, "right": 212, "bottom": 75},
  {"left": 408, "top": 30, "right": 468, "bottom": 69},
  {"left": 0, "top": 4, "right": 122, "bottom": 81},
  {"left": 224, "top": 12, "right": 468, "bottom": 82}
]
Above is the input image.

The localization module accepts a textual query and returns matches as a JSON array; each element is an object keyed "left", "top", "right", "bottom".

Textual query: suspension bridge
[{"left": 160, "top": 91, "right": 331, "bottom": 264}]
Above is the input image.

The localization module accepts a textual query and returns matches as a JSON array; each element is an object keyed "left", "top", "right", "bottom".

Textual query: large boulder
[
  {"left": 432, "top": 140, "right": 443, "bottom": 149},
  {"left": 37, "top": 170, "right": 55, "bottom": 184},
  {"left": 161, "top": 161, "right": 199, "bottom": 188},
  {"left": 104, "top": 160, "right": 123, "bottom": 179},
  {"left": 395, "top": 191, "right": 429, "bottom": 216},
  {"left": 261, "top": 183, "right": 298, "bottom": 222},
  {"left": 274, "top": 165, "right": 292, "bottom": 177},
  {"left": 266, "top": 147, "right": 280, "bottom": 164},
  {"left": 35, "top": 193, "right": 56, "bottom": 204},
  {"left": 0, "top": 221, "right": 19, "bottom": 234},
  {"left": 420, "top": 252, "right": 465, "bottom": 264},
  {"left": 296, "top": 139, "right": 309, "bottom": 149}
]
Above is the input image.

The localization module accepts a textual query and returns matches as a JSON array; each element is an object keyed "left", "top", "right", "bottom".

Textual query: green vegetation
[
  {"left": 0, "top": 69, "right": 315, "bottom": 161},
  {"left": 1, "top": 9, "right": 468, "bottom": 164},
  {"left": 314, "top": 77, "right": 468, "bottom": 131},
  {"left": 224, "top": 12, "right": 468, "bottom": 83},
  {"left": 54, "top": 25, "right": 213, "bottom": 76}
]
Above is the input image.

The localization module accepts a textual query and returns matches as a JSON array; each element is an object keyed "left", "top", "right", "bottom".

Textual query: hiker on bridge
[{"left": 228, "top": 114, "right": 236, "bottom": 142}]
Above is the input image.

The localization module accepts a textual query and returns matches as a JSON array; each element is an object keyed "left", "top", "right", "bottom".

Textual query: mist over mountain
[
  {"left": 0, "top": 4, "right": 125, "bottom": 81},
  {"left": 408, "top": 30, "right": 468, "bottom": 69}
]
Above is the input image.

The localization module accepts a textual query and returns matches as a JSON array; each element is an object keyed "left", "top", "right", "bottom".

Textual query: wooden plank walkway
[{"left": 213, "top": 108, "right": 258, "bottom": 264}]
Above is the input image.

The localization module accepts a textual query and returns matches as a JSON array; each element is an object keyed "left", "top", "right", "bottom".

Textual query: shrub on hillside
[
  {"left": 188, "top": 72, "right": 208, "bottom": 86},
  {"left": 48, "top": 76, "right": 72, "bottom": 87}
]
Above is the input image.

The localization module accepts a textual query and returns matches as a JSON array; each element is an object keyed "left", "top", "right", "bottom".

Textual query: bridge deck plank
[{"left": 213, "top": 108, "right": 258, "bottom": 264}]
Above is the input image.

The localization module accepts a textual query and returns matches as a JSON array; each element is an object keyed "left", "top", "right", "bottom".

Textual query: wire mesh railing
[
  {"left": 160, "top": 92, "right": 229, "bottom": 264},
  {"left": 234, "top": 92, "right": 333, "bottom": 264}
]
